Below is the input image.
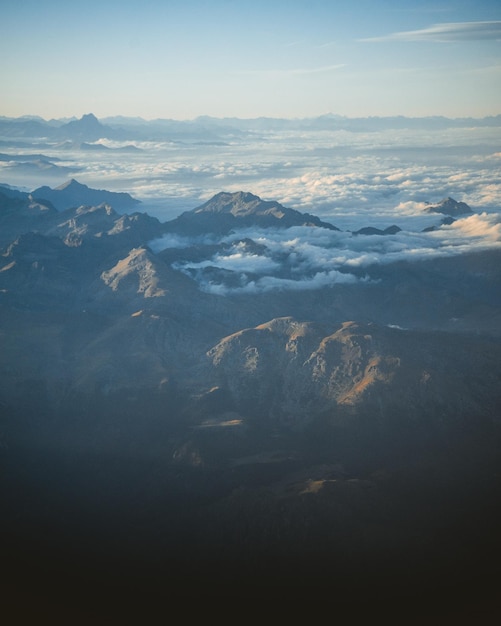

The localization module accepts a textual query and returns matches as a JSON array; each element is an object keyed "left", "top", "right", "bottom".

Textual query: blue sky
[{"left": 2, "top": 0, "right": 501, "bottom": 119}]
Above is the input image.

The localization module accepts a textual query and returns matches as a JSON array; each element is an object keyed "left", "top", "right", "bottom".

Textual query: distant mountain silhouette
[
  {"left": 1, "top": 113, "right": 501, "bottom": 145},
  {"left": 56, "top": 113, "right": 117, "bottom": 141},
  {"left": 32, "top": 178, "right": 141, "bottom": 211}
]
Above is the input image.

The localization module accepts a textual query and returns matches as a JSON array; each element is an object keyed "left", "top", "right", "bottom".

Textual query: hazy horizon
[{"left": 3, "top": 111, "right": 501, "bottom": 123}]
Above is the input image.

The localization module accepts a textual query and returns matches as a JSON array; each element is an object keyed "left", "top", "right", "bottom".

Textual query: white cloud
[
  {"left": 197, "top": 268, "right": 363, "bottom": 296},
  {"left": 148, "top": 232, "right": 218, "bottom": 252},
  {"left": 7, "top": 124, "right": 501, "bottom": 266},
  {"left": 362, "top": 21, "right": 501, "bottom": 43},
  {"left": 175, "top": 250, "right": 281, "bottom": 274},
  {"left": 447, "top": 212, "right": 501, "bottom": 241},
  {"left": 158, "top": 213, "right": 501, "bottom": 295},
  {"left": 18, "top": 125, "right": 499, "bottom": 228}
]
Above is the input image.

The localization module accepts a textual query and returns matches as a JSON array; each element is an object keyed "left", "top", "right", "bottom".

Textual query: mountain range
[
  {"left": 1, "top": 180, "right": 500, "bottom": 612},
  {"left": 2, "top": 112, "right": 501, "bottom": 143}
]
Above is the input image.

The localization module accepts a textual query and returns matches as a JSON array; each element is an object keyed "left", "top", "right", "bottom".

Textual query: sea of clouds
[
  {"left": 149, "top": 212, "right": 501, "bottom": 294},
  {"left": 2, "top": 123, "right": 501, "bottom": 294},
  {"left": 3, "top": 125, "right": 500, "bottom": 224}
]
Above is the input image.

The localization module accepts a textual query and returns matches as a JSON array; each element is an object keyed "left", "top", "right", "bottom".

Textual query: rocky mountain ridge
[{"left": 163, "top": 190, "right": 340, "bottom": 235}]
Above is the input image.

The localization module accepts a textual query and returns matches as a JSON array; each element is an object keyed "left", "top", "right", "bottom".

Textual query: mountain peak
[
  {"left": 71, "top": 113, "right": 101, "bottom": 127},
  {"left": 163, "top": 190, "right": 339, "bottom": 235},
  {"left": 424, "top": 197, "right": 472, "bottom": 216},
  {"left": 58, "top": 113, "right": 114, "bottom": 140},
  {"left": 55, "top": 178, "right": 89, "bottom": 192},
  {"left": 194, "top": 191, "right": 276, "bottom": 216},
  {"left": 81, "top": 113, "right": 99, "bottom": 122}
]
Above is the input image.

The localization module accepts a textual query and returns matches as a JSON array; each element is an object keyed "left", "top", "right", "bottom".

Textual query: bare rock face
[
  {"left": 206, "top": 317, "right": 501, "bottom": 429},
  {"left": 101, "top": 247, "right": 170, "bottom": 298},
  {"left": 206, "top": 317, "right": 402, "bottom": 425},
  {"left": 207, "top": 317, "right": 325, "bottom": 424},
  {"left": 305, "top": 321, "right": 401, "bottom": 406}
]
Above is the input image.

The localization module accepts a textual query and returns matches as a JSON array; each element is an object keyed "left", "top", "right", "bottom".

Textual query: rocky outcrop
[{"left": 205, "top": 317, "right": 501, "bottom": 429}]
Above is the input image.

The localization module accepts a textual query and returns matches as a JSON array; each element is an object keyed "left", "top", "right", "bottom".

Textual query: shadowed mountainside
[{"left": 32, "top": 178, "right": 141, "bottom": 212}]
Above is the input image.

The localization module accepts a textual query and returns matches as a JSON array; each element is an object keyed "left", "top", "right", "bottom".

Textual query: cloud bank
[
  {"left": 6, "top": 125, "right": 500, "bottom": 232},
  {"left": 154, "top": 213, "right": 501, "bottom": 295},
  {"left": 5, "top": 121, "right": 501, "bottom": 296}
]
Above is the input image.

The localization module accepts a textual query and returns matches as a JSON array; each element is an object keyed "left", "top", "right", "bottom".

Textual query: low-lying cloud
[
  {"left": 8, "top": 125, "right": 500, "bottom": 232},
  {"left": 154, "top": 213, "right": 501, "bottom": 294},
  {"left": 5, "top": 123, "right": 501, "bottom": 292},
  {"left": 196, "top": 269, "right": 362, "bottom": 296},
  {"left": 447, "top": 212, "right": 501, "bottom": 241}
]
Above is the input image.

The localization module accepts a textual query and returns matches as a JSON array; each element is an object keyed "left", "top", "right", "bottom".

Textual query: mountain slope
[
  {"left": 163, "top": 191, "right": 340, "bottom": 235},
  {"left": 0, "top": 188, "right": 57, "bottom": 247},
  {"left": 32, "top": 178, "right": 140, "bottom": 212},
  {"left": 204, "top": 317, "right": 501, "bottom": 428}
]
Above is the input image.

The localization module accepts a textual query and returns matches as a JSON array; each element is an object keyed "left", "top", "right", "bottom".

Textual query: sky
[{"left": 2, "top": 0, "right": 501, "bottom": 120}]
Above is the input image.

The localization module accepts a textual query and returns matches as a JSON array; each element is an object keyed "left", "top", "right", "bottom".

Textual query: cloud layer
[
  {"left": 4, "top": 122, "right": 501, "bottom": 296},
  {"left": 153, "top": 213, "right": 501, "bottom": 294},
  {"left": 13, "top": 125, "right": 495, "bottom": 234}
]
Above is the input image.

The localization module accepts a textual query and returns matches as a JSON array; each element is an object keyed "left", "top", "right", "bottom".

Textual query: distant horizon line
[{"left": 2, "top": 111, "right": 501, "bottom": 124}]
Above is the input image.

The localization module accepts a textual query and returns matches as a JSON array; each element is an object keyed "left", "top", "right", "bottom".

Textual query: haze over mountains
[
  {"left": 2, "top": 112, "right": 500, "bottom": 236},
  {"left": 2, "top": 112, "right": 501, "bottom": 140},
  {"left": 1, "top": 117, "right": 501, "bottom": 618}
]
